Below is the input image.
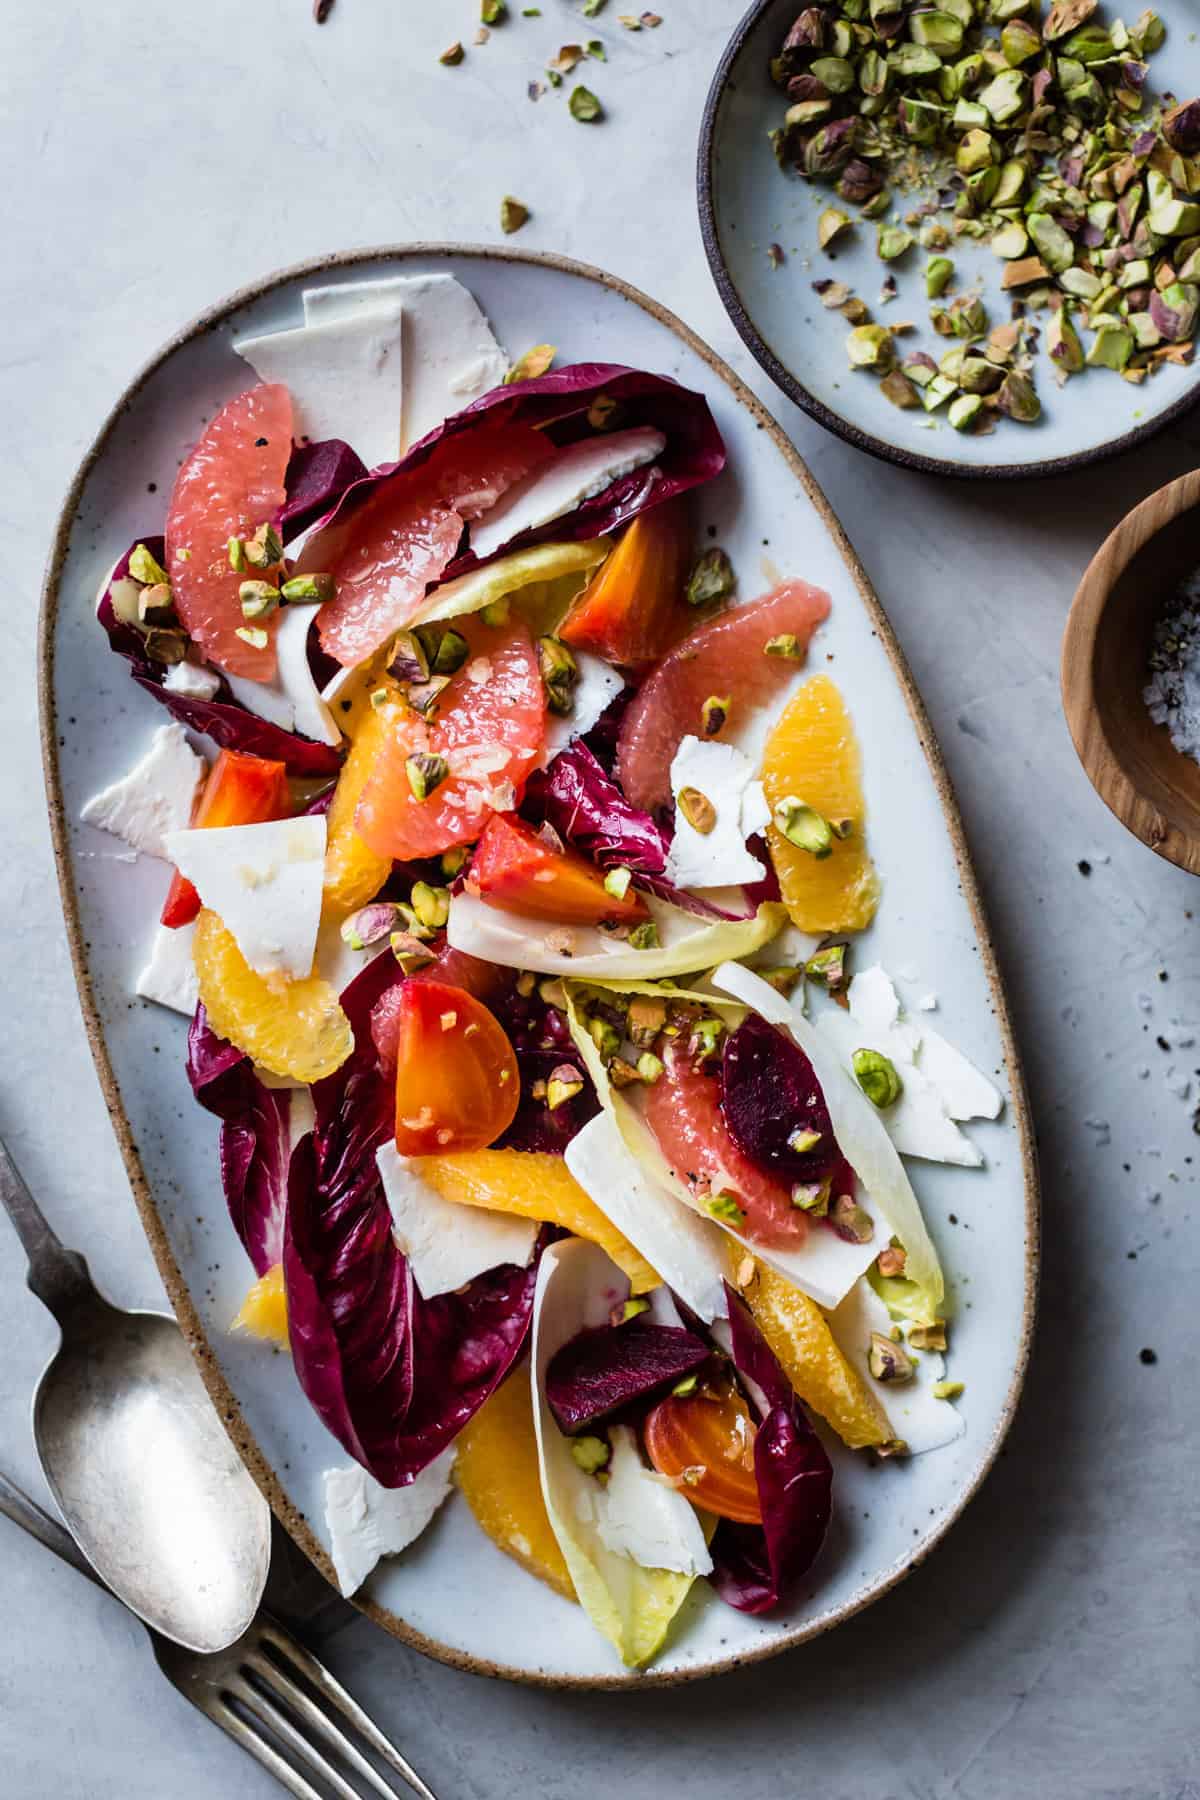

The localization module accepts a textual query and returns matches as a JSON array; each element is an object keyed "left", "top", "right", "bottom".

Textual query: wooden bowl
[{"left": 1062, "top": 469, "right": 1200, "bottom": 874}]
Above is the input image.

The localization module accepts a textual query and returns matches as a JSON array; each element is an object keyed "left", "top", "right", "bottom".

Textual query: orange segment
[
  {"left": 455, "top": 1372, "right": 575, "bottom": 1600},
  {"left": 231, "top": 1264, "right": 290, "bottom": 1347},
  {"left": 730, "top": 1249, "right": 890, "bottom": 1449},
  {"left": 194, "top": 910, "right": 353, "bottom": 1082},
  {"left": 412, "top": 1150, "right": 660, "bottom": 1293},
  {"left": 760, "top": 674, "right": 880, "bottom": 934},
  {"left": 321, "top": 700, "right": 395, "bottom": 922}
]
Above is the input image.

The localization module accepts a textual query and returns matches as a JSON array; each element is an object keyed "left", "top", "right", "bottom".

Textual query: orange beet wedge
[{"left": 467, "top": 812, "right": 649, "bottom": 927}]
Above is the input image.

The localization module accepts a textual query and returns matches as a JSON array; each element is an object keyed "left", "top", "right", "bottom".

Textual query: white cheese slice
[
  {"left": 564, "top": 1112, "right": 727, "bottom": 1323},
  {"left": 376, "top": 1144, "right": 537, "bottom": 1298},
  {"left": 323, "top": 1449, "right": 455, "bottom": 1596},
  {"left": 826, "top": 1280, "right": 964, "bottom": 1456},
  {"left": 163, "top": 816, "right": 326, "bottom": 981},
  {"left": 817, "top": 965, "right": 1002, "bottom": 1167},
  {"left": 304, "top": 273, "right": 509, "bottom": 450},
  {"left": 540, "top": 652, "right": 625, "bottom": 764},
  {"left": 580, "top": 1425, "right": 712, "bottom": 1577},
  {"left": 81, "top": 723, "right": 204, "bottom": 860},
  {"left": 223, "top": 604, "right": 341, "bottom": 746},
  {"left": 467, "top": 428, "right": 667, "bottom": 563},
  {"left": 163, "top": 659, "right": 221, "bottom": 703},
  {"left": 235, "top": 305, "right": 405, "bottom": 469},
  {"left": 663, "top": 736, "right": 767, "bottom": 889},
  {"left": 135, "top": 920, "right": 199, "bottom": 1016}
]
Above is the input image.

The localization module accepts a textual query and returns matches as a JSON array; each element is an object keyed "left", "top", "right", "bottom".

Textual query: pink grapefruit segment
[
  {"left": 641, "top": 1043, "right": 807, "bottom": 1250},
  {"left": 165, "top": 384, "right": 293, "bottom": 682},
  {"left": 354, "top": 616, "right": 546, "bottom": 860},
  {"left": 301, "top": 424, "right": 554, "bottom": 668},
  {"left": 615, "top": 580, "right": 831, "bottom": 816}
]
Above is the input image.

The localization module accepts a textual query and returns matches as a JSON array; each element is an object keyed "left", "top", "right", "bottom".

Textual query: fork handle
[
  {"left": 0, "top": 1471, "right": 100, "bottom": 1585},
  {"left": 0, "top": 1137, "right": 95, "bottom": 1322}
]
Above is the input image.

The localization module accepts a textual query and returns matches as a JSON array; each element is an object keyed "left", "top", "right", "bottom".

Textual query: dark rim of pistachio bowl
[{"left": 697, "top": 0, "right": 1200, "bottom": 483}]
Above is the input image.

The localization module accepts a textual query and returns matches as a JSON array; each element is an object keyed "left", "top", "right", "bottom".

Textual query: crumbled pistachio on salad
[
  {"left": 706, "top": 1191, "right": 747, "bottom": 1226},
  {"left": 773, "top": 796, "right": 834, "bottom": 857},
  {"left": 852, "top": 1047, "right": 903, "bottom": 1109},
  {"left": 405, "top": 753, "right": 450, "bottom": 803},
  {"left": 830, "top": 1192, "right": 874, "bottom": 1242},
  {"left": 677, "top": 786, "right": 717, "bottom": 835},
  {"left": 547, "top": 1064, "right": 586, "bottom": 1110},
  {"left": 280, "top": 572, "right": 335, "bottom": 603},
  {"left": 868, "top": 1331, "right": 914, "bottom": 1383},
  {"left": 570, "top": 1436, "right": 611, "bottom": 1475},
  {"left": 504, "top": 344, "right": 556, "bottom": 384}
]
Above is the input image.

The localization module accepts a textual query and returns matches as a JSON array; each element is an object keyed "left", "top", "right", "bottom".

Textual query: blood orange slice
[
  {"left": 615, "top": 581, "right": 831, "bottom": 816},
  {"left": 641, "top": 1042, "right": 806, "bottom": 1250},
  {"left": 354, "top": 617, "right": 546, "bottom": 860},
  {"left": 166, "top": 384, "right": 293, "bottom": 682},
  {"left": 300, "top": 423, "right": 553, "bottom": 668}
]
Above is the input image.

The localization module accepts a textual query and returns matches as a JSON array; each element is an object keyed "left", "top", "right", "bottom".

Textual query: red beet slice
[
  {"left": 545, "top": 1321, "right": 711, "bottom": 1435},
  {"left": 720, "top": 1014, "right": 841, "bottom": 1187}
]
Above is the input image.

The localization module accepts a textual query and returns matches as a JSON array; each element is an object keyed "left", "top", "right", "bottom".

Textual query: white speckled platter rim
[
  {"left": 40, "top": 245, "right": 1038, "bottom": 1687},
  {"left": 698, "top": 0, "right": 1200, "bottom": 479}
]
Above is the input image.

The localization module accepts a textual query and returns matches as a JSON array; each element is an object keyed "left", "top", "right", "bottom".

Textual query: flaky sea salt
[{"left": 1144, "top": 572, "right": 1200, "bottom": 759}]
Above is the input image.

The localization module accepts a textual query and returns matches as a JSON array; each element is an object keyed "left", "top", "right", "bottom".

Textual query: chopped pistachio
[
  {"left": 410, "top": 882, "right": 450, "bottom": 931},
  {"left": 991, "top": 219, "right": 1029, "bottom": 260},
  {"left": 405, "top": 752, "right": 450, "bottom": 802},
  {"left": 340, "top": 901, "right": 404, "bottom": 951},
  {"left": 441, "top": 846, "right": 469, "bottom": 879},
  {"left": 504, "top": 343, "right": 555, "bottom": 383},
  {"left": 868, "top": 1331, "right": 914, "bottom": 1382},
  {"left": 764, "top": 633, "right": 804, "bottom": 661},
  {"left": 129, "top": 543, "right": 172, "bottom": 587},
  {"left": 142, "top": 628, "right": 188, "bottom": 665},
  {"left": 671, "top": 1373, "right": 699, "bottom": 1397},
  {"left": 280, "top": 572, "right": 335, "bottom": 603},
  {"left": 602, "top": 865, "right": 633, "bottom": 901},
  {"left": 909, "top": 1320, "right": 948, "bottom": 1351},
  {"left": 933, "top": 1379, "right": 965, "bottom": 1400},
  {"left": 480, "top": 597, "right": 510, "bottom": 627},
  {"left": 627, "top": 995, "right": 667, "bottom": 1045},
  {"left": 852, "top": 1047, "right": 903, "bottom": 1107},
  {"left": 243, "top": 521, "right": 283, "bottom": 569},
  {"left": 956, "top": 128, "right": 996, "bottom": 176},
  {"left": 636, "top": 1051, "right": 664, "bottom": 1084},
  {"left": 773, "top": 796, "right": 834, "bottom": 857},
  {"left": 1048, "top": 309, "right": 1085, "bottom": 374},
  {"left": 830, "top": 1192, "right": 874, "bottom": 1242},
  {"left": 880, "top": 369, "right": 920, "bottom": 408},
  {"left": 690, "top": 1017, "right": 725, "bottom": 1061},
  {"left": 925, "top": 256, "right": 954, "bottom": 298},
  {"left": 706, "top": 1191, "right": 746, "bottom": 1226},
  {"left": 628, "top": 921, "right": 659, "bottom": 951},
  {"left": 136, "top": 582, "right": 174, "bottom": 624},
  {"left": 568, "top": 84, "right": 603, "bottom": 122},
  {"left": 877, "top": 224, "right": 913, "bottom": 262},
  {"left": 389, "top": 932, "right": 437, "bottom": 973},
  {"left": 846, "top": 324, "right": 895, "bottom": 371},
  {"left": 788, "top": 1126, "right": 823, "bottom": 1155},
  {"left": 700, "top": 693, "right": 730, "bottom": 737},
  {"left": 1087, "top": 317, "right": 1134, "bottom": 369},
  {"left": 388, "top": 631, "right": 430, "bottom": 685},
  {"left": 538, "top": 636, "right": 579, "bottom": 714},
  {"left": 570, "top": 1436, "right": 610, "bottom": 1474},
  {"left": 818, "top": 206, "right": 852, "bottom": 250},
  {"left": 430, "top": 629, "right": 469, "bottom": 675},
  {"left": 805, "top": 940, "right": 848, "bottom": 992},
  {"left": 910, "top": 9, "right": 963, "bottom": 53},
  {"left": 684, "top": 547, "right": 734, "bottom": 608},
  {"left": 947, "top": 393, "right": 983, "bottom": 431},
  {"left": 546, "top": 1063, "right": 585, "bottom": 1110},
  {"left": 877, "top": 1243, "right": 907, "bottom": 1278},
  {"left": 677, "top": 786, "right": 716, "bottom": 835},
  {"left": 586, "top": 38, "right": 606, "bottom": 59},
  {"left": 227, "top": 536, "right": 248, "bottom": 573},
  {"left": 234, "top": 625, "right": 269, "bottom": 650},
  {"left": 792, "top": 1181, "right": 830, "bottom": 1216},
  {"left": 997, "top": 369, "right": 1041, "bottom": 421},
  {"left": 500, "top": 196, "right": 530, "bottom": 235}
]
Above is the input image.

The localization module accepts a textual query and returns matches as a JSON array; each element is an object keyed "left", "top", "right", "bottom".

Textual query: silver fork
[{"left": 0, "top": 1471, "right": 437, "bottom": 1800}]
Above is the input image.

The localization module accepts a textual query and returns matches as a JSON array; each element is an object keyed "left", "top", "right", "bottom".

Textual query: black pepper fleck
[
  {"left": 1139, "top": 1347, "right": 1157, "bottom": 1365},
  {"left": 1077, "top": 860, "right": 1091, "bottom": 876}
]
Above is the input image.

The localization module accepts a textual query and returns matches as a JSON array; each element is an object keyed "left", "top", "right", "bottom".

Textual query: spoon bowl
[
  {"left": 1062, "top": 467, "right": 1200, "bottom": 874},
  {"left": 0, "top": 1138, "right": 271, "bottom": 1653}
]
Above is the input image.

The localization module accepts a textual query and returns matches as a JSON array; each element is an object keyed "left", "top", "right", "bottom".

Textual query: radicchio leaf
[
  {"left": 491, "top": 984, "right": 600, "bottom": 1154},
  {"left": 97, "top": 538, "right": 341, "bottom": 777},
  {"left": 283, "top": 950, "right": 540, "bottom": 1485},
  {"left": 279, "top": 438, "right": 368, "bottom": 544},
  {"left": 708, "top": 1285, "right": 833, "bottom": 1614},
  {"left": 532, "top": 741, "right": 753, "bottom": 922},
  {"left": 186, "top": 1006, "right": 291, "bottom": 1275},
  {"left": 545, "top": 1319, "right": 711, "bottom": 1434},
  {"left": 304, "top": 363, "right": 726, "bottom": 584}
]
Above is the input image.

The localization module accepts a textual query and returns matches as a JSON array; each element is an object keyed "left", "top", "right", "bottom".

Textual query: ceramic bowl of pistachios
[
  {"left": 698, "top": 0, "right": 1200, "bottom": 479},
  {"left": 1062, "top": 466, "right": 1200, "bottom": 869}
]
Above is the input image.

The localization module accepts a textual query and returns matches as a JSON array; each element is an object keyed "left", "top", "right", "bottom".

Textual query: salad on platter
[{"left": 80, "top": 270, "right": 1003, "bottom": 1669}]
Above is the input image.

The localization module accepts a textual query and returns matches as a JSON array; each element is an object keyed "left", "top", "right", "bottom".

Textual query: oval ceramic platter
[
  {"left": 699, "top": 0, "right": 1200, "bottom": 479},
  {"left": 41, "top": 247, "right": 1036, "bottom": 1687}
]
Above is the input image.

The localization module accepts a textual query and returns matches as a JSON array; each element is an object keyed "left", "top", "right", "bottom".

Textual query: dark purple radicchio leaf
[
  {"left": 283, "top": 949, "right": 540, "bottom": 1485},
  {"left": 546, "top": 1319, "right": 711, "bottom": 1434},
  {"left": 278, "top": 439, "right": 368, "bottom": 544},
  {"left": 708, "top": 1285, "right": 833, "bottom": 1614},
  {"left": 491, "top": 984, "right": 599, "bottom": 1154},
  {"left": 97, "top": 538, "right": 341, "bottom": 777},
  {"left": 186, "top": 1006, "right": 291, "bottom": 1275},
  {"left": 720, "top": 1012, "right": 840, "bottom": 1188},
  {"left": 303, "top": 363, "right": 726, "bottom": 586},
  {"left": 532, "top": 741, "right": 754, "bottom": 922}
]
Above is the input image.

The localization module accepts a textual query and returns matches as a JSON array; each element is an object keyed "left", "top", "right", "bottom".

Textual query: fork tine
[
  {"left": 206, "top": 1697, "right": 330, "bottom": 1800},
  {"left": 226, "top": 1672, "right": 368, "bottom": 1800},
  {"left": 243, "top": 1648, "right": 416, "bottom": 1800},
  {"left": 256, "top": 1619, "right": 438, "bottom": 1800}
]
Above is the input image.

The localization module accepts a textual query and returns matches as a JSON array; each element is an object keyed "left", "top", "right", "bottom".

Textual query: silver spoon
[{"left": 0, "top": 1134, "right": 271, "bottom": 1652}]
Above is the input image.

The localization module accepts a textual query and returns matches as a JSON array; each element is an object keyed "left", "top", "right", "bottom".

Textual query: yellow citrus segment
[
  {"left": 194, "top": 911, "right": 354, "bottom": 1083},
  {"left": 232, "top": 1264, "right": 290, "bottom": 1347},
  {"left": 413, "top": 1150, "right": 660, "bottom": 1294},
  {"left": 760, "top": 673, "right": 880, "bottom": 934},
  {"left": 455, "top": 1372, "right": 575, "bottom": 1600},
  {"left": 731, "top": 1249, "right": 890, "bottom": 1450},
  {"left": 321, "top": 700, "right": 394, "bottom": 922}
]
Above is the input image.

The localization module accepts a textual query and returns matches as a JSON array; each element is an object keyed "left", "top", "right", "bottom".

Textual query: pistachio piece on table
[
  {"left": 846, "top": 324, "right": 894, "bottom": 371},
  {"left": 947, "top": 392, "right": 984, "bottom": 431},
  {"left": 500, "top": 196, "right": 530, "bottom": 235},
  {"left": 818, "top": 206, "right": 851, "bottom": 249},
  {"left": 997, "top": 370, "right": 1041, "bottom": 422},
  {"left": 925, "top": 256, "right": 953, "bottom": 299}
]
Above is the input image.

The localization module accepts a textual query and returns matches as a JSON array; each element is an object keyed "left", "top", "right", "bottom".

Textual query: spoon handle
[
  {"left": 0, "top": 1135, "right": 95, "bottom": 1322},
  {"left": 0, "top": 1470, "right": 99, "bottom": 1587}
]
